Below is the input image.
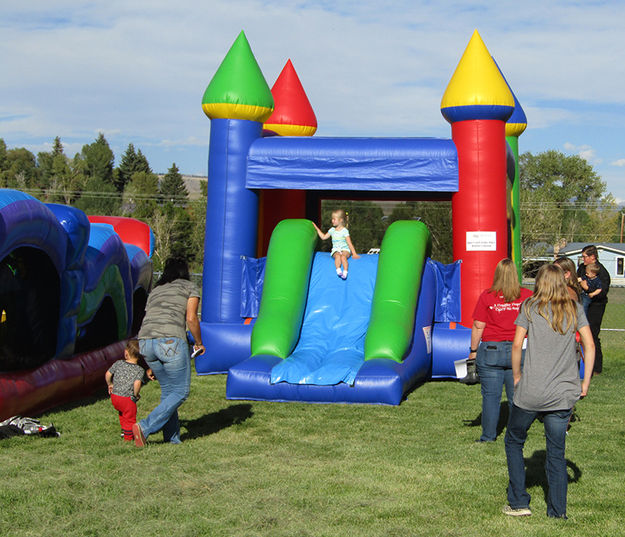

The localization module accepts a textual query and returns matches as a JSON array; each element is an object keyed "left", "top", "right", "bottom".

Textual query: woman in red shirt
[{"left": 470, "top": 258, "right": 533, "bottom": 442}]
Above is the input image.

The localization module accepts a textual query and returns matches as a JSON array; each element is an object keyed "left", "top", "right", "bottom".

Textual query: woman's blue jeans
[
  {"left": 139, "top": 337, "right": 191, "bottom": 444},
  {"left": 476, "top": 341, "right": 514, "bottom": 441},
  {"left": 505, "top": 404, "right": 572, "bottom": 518}
]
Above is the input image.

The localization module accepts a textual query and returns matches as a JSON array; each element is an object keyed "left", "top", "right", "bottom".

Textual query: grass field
[
  {"left": 602, "top": 287, "right": 625, "bottom": 330},
  {"left": 1, "top": 333, "right": 623, "bottom": 536}
]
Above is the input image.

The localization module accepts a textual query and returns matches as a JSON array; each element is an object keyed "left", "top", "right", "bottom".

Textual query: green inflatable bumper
[
  {"left": 251, "top": 219, "right": 317, "bottom": 358},
  {"left": 365, "top": 220, "right": 431, "bottom": 362}
]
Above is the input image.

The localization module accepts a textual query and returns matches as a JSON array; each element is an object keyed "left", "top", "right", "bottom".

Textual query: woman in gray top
[
  {"left": 503, "top": 263, "right": 595, "bottom": 519},
  {"left": 132, "top": 258, "right": 205, "bottom": 447}
]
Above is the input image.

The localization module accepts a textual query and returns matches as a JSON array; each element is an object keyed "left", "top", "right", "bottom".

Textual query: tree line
[
  {"left": 518, "top": 150, "right": 621, "bottom": 259},
  {"left": 1, "top": 136, "right": 621, "bottom": 275},
  {"left": 0, "top": 135, "right": 206, "bottom": 272},
  {"left": 320, "top": 150, "right": 622, "bottom": 270}
]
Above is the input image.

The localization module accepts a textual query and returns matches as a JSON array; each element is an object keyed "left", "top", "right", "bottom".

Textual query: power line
[{"left": 19, "top": 188, "right": 203, "bottom": 204}]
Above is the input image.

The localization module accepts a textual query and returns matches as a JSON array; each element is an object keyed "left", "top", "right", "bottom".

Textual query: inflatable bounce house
[
  {"left": 0, "top": 192, "right": 153, "bottom": 419},
  {"left": 193, "top": 29, "right": 528, "bottom": 404},
  {"left": 0, "top": 28, "right": 528, "bottom": 415}
]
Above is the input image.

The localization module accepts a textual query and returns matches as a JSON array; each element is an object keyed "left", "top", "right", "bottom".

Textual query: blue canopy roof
[{"left": 246, "top": 137, "right": 458, "bottom": 192}]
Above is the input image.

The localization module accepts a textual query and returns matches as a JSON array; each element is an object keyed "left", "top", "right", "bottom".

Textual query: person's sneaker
[
  {"left": 341, "top": 271, "right": 348, "bottom": 280},
  {"left": 336, "top": 268, "right": 343, "bottom": 277},
  {"left": 132, "top": 423, "right": 147, "bottom": 448},
  {"left": 502, "top": 505, "right": 532, "bottom": 517}
]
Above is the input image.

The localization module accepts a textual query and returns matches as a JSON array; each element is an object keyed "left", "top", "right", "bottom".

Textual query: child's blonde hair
[
  {"left": 126, "top": 339, "right": 143, "bottom": 360},
  {"left": 523, "top": 264, "right": 578, "bottom": 335},
  {"left": 586, "top": 262, "right": 600, "bottom": 276},
  {"left": 332, "top": 209, "right": 348, "bottom": 227}
]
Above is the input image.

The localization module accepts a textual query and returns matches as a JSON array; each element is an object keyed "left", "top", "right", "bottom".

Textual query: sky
[{"left": 2, "top": 1, "right": 625, "bottom": 201}]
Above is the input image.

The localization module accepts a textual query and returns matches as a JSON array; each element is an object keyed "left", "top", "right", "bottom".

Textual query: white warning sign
[{"left": 466, "top": 231, "right": 497, "bottom": 251}]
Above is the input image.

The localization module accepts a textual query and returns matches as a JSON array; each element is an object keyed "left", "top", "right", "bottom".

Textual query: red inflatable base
[{"left": 0, "top": 341, "right": 126, "bottom": 421}]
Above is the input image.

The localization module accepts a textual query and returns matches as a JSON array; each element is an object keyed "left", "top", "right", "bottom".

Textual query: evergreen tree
[
  {"left": 77, "top": 133, "right": 115, "bottom": 185},
  {"left": 135, "top": 149, "right": 151, "bottom": 174},
  {"left": 37, "top": 137, "right": 65, "bottom": 191},
  {"left": 114, "top": 143, "right": 136, "bottom": 192},
  {"left": 115, "top": 143, "right": 152, "bottom": 192},
  {"left": 35, "top": 138, "right": 83, "bottom": 203},
  {"left": 164, "top": 204, "right": 193, "bottom": 258},
  {"left": 0, "top": 139, "right": 7, "bottom": 172},
  {"left": 74, "top": 176, "right": 120, "bottom": 215},
  {"left": 37, "top": 151, "right": 54, "bottom": 190},
  {"left": 153, "top": 164, "right": 194, "bottom": 267},
  {"left": 159, "top": 163, "right": 188, "bottom": 206},
  {"left": 169, "top": 206, "right": 193, "bottom": 260},
  {"left": 52, "top": 136, "right": 64, "bottom": 156},
  {"left": 122, "top": 170, "right": 159, "bottom": 219}
]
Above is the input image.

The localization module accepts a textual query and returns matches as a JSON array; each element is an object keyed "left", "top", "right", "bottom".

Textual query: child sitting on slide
[{"left": 312, "top": 209, "right": 360, "bottom": 279}]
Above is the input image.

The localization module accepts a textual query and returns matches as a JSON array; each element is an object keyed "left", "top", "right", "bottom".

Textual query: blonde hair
[
  {"left": 586, "top": 262, "right": 600, "bottom": 276},
  {"left": 126, "top": 339, "right": 143, "bottom": 360},
  {"left": 332, "top": 209, "right": 348, "bottom": 227},
  {"left": 489, "top": 258, "right": 521, "bottom": 302},
  {"left": 523, "top": 264, "right": 577, "bottom": 334},
  {"left": 553, "top": 257, "right": 582, "bottom": 299}
]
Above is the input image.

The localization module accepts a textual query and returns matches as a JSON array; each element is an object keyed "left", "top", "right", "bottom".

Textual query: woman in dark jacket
[{"left": 575, "top": 245, "right": 610, "bottom": 374}]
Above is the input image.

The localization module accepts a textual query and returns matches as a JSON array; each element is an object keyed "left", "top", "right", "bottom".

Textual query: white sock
[
  {"left": 336, "top": 267, "right": 342, "bottom": 275},
  {"left": 342, "top": 270, "right": 348, "bottom": 279}
]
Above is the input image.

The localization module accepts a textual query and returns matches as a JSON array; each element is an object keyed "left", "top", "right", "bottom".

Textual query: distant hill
[{"left": 157, "top": 174, "right": 206, "bottom": 200}]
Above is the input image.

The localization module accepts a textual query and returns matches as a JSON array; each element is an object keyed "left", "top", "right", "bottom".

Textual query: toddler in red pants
[{"left": 105, "top": 340, "right": 152, "bottom": 441}]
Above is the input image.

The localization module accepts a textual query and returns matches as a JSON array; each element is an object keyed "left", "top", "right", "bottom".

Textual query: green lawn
[
  {"left": 1, "top": 338, "right": 624, "bottom": 537},
  {"left": 603, "top": 287, "right": 625, "bottom": 330}
]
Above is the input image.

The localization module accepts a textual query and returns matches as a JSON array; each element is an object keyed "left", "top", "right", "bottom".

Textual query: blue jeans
[
  {"left": 476, "top": 341, "right": 514, "bottom": 441},
  {"left": 505, "top": 404, "right": 572, "bottom": 518},
  {"left": 139, "top": 337, "right": 191, "bottom": 444}
]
